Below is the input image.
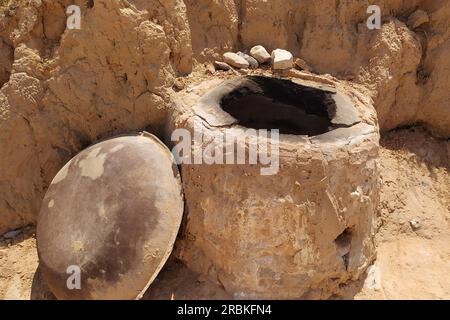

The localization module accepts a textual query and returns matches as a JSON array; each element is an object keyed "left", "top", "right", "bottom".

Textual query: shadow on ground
[{"left": 29, "top": 255, "right": 230, "bottom": 300}]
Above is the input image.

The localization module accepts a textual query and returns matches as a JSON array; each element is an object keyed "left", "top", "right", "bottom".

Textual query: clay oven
[{"left": 171, "top": 75, "right": 380, "bottom": 299}]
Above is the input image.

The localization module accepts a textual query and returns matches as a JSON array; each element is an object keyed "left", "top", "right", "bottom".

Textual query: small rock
[
  {"left": 3, "top": 229, "right": 21, "bottom": 239},
  {"left": 214, "top": 61, "right": 232, "bottom": 71},
  {"left": 365, "top": 265, "right": 382, "bottom": 291},
  {"left": 236, "top": 68, "right": 249, "bottom": 75},
  {"left": 286, "top": 69, "right": 336, "bottom": 86},
  {"left": 250, "top": 45, "right": 271, "bottom": 63},
  {"left": 271, "top": 49, "right": 293, "bottom": 70},
  {"left": 236, "top": 51, "right": 259, "bottom": 69},
  {"left": 173, "top": 78, "right": 185, "bottom": 91},
  {"left": 350, "top": 186, "right": 367, "bottom": 203},
  {"left": 407, "top": 9, "right": 429, "bottom": 29},
  {"left": 294, "top": 58, "right": 312, "bottom": 71},
  {"left": 223, "top": 52, "right": 249, "bottom": 69},
  {"left": 205, "top": 63, "right": 216, "bottom": 75},
  {"left": 409, "top": 218, "right": 421, "bottom": 230}
]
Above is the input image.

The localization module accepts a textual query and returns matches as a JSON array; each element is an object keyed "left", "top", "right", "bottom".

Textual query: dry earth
[
  {"left": 1, "top": 126, "right": 448, "bottom": 300},
  {"left": 0, "top": 0, "right": 449, "bottom": 299}
]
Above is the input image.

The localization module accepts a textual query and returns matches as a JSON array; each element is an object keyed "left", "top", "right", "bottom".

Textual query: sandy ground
[
  {"left": 354, "top": 127, "right": 450, "bottom": 299},
  {"left": 0, "top": 126, "right": 449, "bottom": 300}
]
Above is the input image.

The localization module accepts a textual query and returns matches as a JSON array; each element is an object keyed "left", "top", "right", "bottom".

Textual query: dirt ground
[
  {"left": 354, "top": 127, "right": 450, "bottom": 299},
  {"left": 1, "top": 126, "right": 448, "bottom": 300}
]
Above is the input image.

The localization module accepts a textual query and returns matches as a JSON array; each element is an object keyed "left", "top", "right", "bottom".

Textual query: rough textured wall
[
  {"left": 0, "top": 0, "right": 449, "bottom": 233},
  {"left": 0, "top": 0, "right": 191, "bottom": 232},
  {"left": 238, "top": 0, "right": 449, "bottom": 135}
]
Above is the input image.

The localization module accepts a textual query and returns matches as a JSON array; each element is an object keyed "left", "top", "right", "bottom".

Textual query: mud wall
[{"left": 0, "top": 0, "right": 449, "bottom": 232}]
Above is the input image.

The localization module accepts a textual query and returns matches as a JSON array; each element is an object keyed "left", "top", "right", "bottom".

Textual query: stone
[
  {"left": 237, "top": 68, "right": 249, "bottom": 75},
  {"left": 214, "top": 61, "right": 232, "bottom": 71},
  {"left": 286, "top": 69, "right": 336, "bottom": 86},
  {"left": 223, "top": 52, "right": 249, "bottom": 69},
  {"left": 249, "top": 45, "right": 271, "bottom": 63},
  {"left": 364, "top": 265, "right": 382, "bottom": 291},
  {"left": 410, "top": 218, "right": 422, "bottom": 230},
  {"left": 407, "top": 9, "right": 429, "bottom": 29},
  {"left": 294, "top": 57, "right": 312, "bottom": 71},
  {"left": 271, "top": 48, "right": 293, "bottom": 70},
  {"left": 173, "top": 78, "right": 185, "bottom": 91},
  {"left": 237, "top": 51, "right": 259, "bottom": 69},
  {"left": 37, "top": 133, "right": 184, "bottom": 300},
  {"left": 205, "top": 63, "right": 216, "bottom": 75}
]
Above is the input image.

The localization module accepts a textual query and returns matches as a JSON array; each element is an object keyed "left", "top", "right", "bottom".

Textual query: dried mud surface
[{"left": 1, "top": 127, "right": 448, "bottom": 300}]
